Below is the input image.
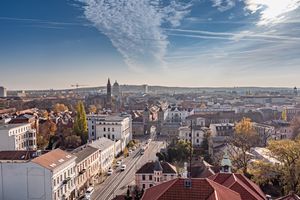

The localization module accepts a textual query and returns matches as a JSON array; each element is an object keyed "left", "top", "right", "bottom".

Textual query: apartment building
[
  {"left": 89, "top": 137, "right": 115, "bottom": 173},
  {"left": 87, "top": 114, "right": 132, "bottom": 151},
  {"left": 0, "top": 123, "right": 37, "bottom": 150},
  {"left": 0, "top": 149, "right": 76, "bottom": 200},
  {"left": 72, "top": 145, "right": 99, "bottom": 197}
]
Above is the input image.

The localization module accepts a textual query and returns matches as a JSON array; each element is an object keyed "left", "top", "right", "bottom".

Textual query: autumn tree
[
  {"left": 291, "top": 116, "right": 300, "bottom": 139},
  {"left": 229, "top": 118, "right": 259, "bottom": 174},
  {"left": 73, "top": 101, "right": 88, "bottom": 144},
  {"left": 267, "top": 139, "right": 300, "bottom": 194},
  {"left": 53, "top": 103, "right": 69, "bottom": 113},
  {"left": 282, "top": 109, "right": 287, "bottom": 121},
  {"left": 88, "top": 105, "right": 97, "bottom": 114}
]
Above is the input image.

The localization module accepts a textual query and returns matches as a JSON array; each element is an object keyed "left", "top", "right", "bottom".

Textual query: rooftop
[
  {"left": 0, "top": 150, "right": 48, "bottom": 161},
  {"left": 72, "top": 145, "right": 98, "bottom": 164},
  {"left": 88, "top": 137, "right": 115, "bottom": 151},
  {"left": 87, "top": 114, "right": 129, "bottom": 122},
  {"left": 141, "top": 178, "right": 242, "bottom": 200},
  {"left": 0, "top": 123, "right": 30, "bottom": 131},
  {"left": 136, "top": 161, "right": 177, "bottom": 174},
  {"left": 31, "top": 149, "right": 76, "bottom": 171}
]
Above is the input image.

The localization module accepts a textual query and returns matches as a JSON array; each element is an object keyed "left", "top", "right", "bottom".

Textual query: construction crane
[{"left": 71, "top": 83, "right": 88, "bottom": 89}]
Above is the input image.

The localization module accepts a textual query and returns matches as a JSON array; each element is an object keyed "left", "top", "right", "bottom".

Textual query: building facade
[
  {"left": 0, "top": 123, "right": 37, "bottom": 150},
  {"left": 88, "top": 114, "right": 132, "bottom": 151},
  {"left": 0, "top": 149, "right": 77, "bottom": 200},
  {"left": 136, "top": 161, "right": 177, "bottom": 190}
]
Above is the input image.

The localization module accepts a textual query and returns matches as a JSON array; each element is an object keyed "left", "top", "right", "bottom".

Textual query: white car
[
  {"left": 116, "top": 160, "right": 122, "bottom": 167},
  {"left": 121, "top": 164, "right": 126, "bottom": 171},
  {"left": 129, "top": 149, "right": 133, "bottom": 154},
  {"left": 85, "top": 187, "right": 94, "bottom": 199},
  {"left": 107, "top": 168, "right": 113, "bottom": 175}
]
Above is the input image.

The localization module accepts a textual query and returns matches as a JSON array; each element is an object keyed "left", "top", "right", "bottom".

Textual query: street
[{"left": 92, "top": 139, "right": 164, "bottom": 200}]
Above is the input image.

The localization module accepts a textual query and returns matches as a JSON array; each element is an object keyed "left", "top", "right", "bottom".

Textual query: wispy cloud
[
  {"left": 79, "top": 0, "right": 191, "bottom": 71},
  {"left": 166, "top": 28, "right": 300, "bottom": 42},
  {"left": 244, "top": 0, "right": 300, "bottom": 25},
  {"left": 211, "top": 0, "right": 236, "bottom": 12}
]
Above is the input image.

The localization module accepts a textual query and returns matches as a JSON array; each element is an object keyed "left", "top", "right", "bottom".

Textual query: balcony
[
  {"left": 62, "top": 177, "right": 71, "bottom": 185},
  {"left": 79, "top": 169, "right": 86, "bottom": 175}
]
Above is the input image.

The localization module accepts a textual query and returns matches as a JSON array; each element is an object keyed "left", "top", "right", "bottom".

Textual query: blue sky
[{"left": 1, "top": 0, "right": 300, "bottom": 90}]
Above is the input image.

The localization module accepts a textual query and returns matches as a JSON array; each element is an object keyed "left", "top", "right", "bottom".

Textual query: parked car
[
  {"left": 129, "top": 149, "right": 133, "bottom": 154},
  {"left": 121, "top": 164, "right": 126, "bottom": 171},
  {"left": 107, "top": 168, "right": 113, "bottom": 175},
  {"left": 116, "top": 160, "right": 122, "bottom": 167},
  {"left": 85, "top": 187, "right": 94, "bottom": 199}
]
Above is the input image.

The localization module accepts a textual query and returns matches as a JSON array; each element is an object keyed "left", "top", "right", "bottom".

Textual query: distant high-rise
[
  {"left": 0, "top": 86, "right": 7, "bottom": 97},
  {"left": 142, "top": 84, "right": 148, "bottom": 94},
  {"left": 112, "top": 80, "right": 120, "bottom": 97},
  {"left": 106, "top": 78, "right": 112, "bottom": 108},
  {"left": 294, "top": 86, "right": 298, "bottom": 96}
]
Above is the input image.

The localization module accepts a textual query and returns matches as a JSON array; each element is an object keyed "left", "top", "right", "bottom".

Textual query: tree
[
  {"left": 37, "top": 135, "right": 49, "bottom": 149},
  {"left": 73, "top": 101, "right": 88, "bottom": 144},
  {"left": 267, "top": 139, "right": 300, "bottom": 194},
  {"left": 88, "top": 105, "right": 97, "bottom": 114},
  {"left": 200, "top": 130, "right": 212, "bottom": 163},
  {"left": 282, "top": 109, "right": 287, "bottom": 121},
  {"left": 167, "top": 140, "right": 192, "bottom": 163},
  {"left": 53, "top": 103, "right": 68, "bottom": 113},
  {"left": 229, "top": 118, "right": 259, "bottom": 174},
  {"left": 123, "top": 147, "right": 129, "bottom": 158},
  {"left": 64, "top": 135, "right": 81, "bottom": 149},
  {"left": 291, "top": 116, "right": 300, "bottom": 139}
]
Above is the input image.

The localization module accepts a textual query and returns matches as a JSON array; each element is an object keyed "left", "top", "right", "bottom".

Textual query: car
[
  {"left": 132, "top": 146, "right": 136, "bottom": 151},
  {"left": 121, "top": 164, "right": 126, "bottom": 171},
  {"left": 107, "top": 168, "right": 113, "bottom": 175},
  {"left": 129, "top": 149, "right": 133, "bottom": 154},
  {"left": 84, "top": 186, "right": 94, "bottom": 199},
  {"left": 116, "top": 160, "right": 122, "bottom": 167}
]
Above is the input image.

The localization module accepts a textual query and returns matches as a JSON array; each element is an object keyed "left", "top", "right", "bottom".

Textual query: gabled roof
[
  {"left": 209, "top": 173, "right": 266, "bottom": 200},
  {"left": 136, "top": 161, "right": 177, "bottom": 174},
  {"left": 31, "top": 149, "right": 76, "bottom": 171},
  {"left": 141, "top": 178, "right": 242, "bottom": 200}
]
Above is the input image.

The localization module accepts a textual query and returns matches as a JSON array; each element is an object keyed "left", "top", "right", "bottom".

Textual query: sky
[{"left": 1, "top": 0, "right": 300, "bottom": 90}]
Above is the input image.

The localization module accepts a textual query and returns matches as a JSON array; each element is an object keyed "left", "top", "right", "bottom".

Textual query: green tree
[
  {"left": 73, "top": 101, "right": 88, "bottom": 144},
  {"left": 65, "top": 135, "right": 82, "bottom": 148},
  {"left": 200, "top": 130, "right": 212, "bottom": 163},
  {"left": 167, "top": 140, "right": 192, "bottom": 163}
]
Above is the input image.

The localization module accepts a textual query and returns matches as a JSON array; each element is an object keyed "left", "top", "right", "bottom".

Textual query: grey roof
[
  {"left": 72, "top": 146, "right": 98, "bottom": 163},
  {"left": 88, "top": 114, "right": 128, "bottom": 122},
  {"left": 88, "top": 137, "right": 115, "bottom": 151},
  {"left": 0, "top": 123, "right": 30, "bottom": 131},
  {"left": 136, "top": 161, "right": 177, "bottom": 174},
  {"left": 154, "top": 160, "right": 163, "bottom": 171}
]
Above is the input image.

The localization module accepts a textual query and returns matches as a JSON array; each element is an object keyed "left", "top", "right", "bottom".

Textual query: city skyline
[{"left": 1, "top": 0, "right": 300, "bottom": 90}]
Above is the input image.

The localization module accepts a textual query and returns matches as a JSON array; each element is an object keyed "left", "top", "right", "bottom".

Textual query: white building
[
  {"left": 165, "top": 105, "right": 194, "bottom": 123},
  {"left": 87, "top": 114, "right": 132, "bottom": 151},
  {"left": 0, "top": 87, "right": 7, "bottom": 97},
  {"left": 135, "top": 161, "right": 177, "bottom": 190},
  {"left": 72, "top": 145, "right": 99, "bottom": 197},
  {"left": 0, "top": 149, "right": 77, "bottom": 200},
  {"left": 178, "top": 126, "right": 209, "bottom": 147},
  {"left": 0, "top": 123, "right": 37, "bottom": 150},
  {"left": 89, "top": 137, "right": 115, "bottom": 173}
]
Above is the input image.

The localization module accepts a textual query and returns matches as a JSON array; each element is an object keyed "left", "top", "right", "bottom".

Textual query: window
[
  {"left": 112, "top": 135, "right": 115, "bottom": 140},
  {"left": 149, "top": 175, "right": 152, "bottom": 180},
  {"left": 103, "top": 127, "right": 106, "bottom": 132},
  {"left": 108, "top": 128, "right": 110, "bottom": 132},
  {"left": 112, "top": 128, "right": 114, "bottom": 132},
  {"left": 92, "top": 125, "right": 94, "bottom": 130},
  {"left": 149, "top": 184, "right": 153, "bottom": 187},
  {"left": 142, "top": 184, "right": 145, "bottom": 189},
  {"left": 142, "top": 175, "right": 146, "bottom": 180}
]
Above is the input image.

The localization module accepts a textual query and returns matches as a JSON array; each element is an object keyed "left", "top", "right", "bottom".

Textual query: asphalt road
[{"left": 92, "top": 140, "right": 164, "bottom": 200}]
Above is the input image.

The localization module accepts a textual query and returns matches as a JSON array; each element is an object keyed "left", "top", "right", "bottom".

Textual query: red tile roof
[
  {"left": 209, "top": 173, "right": 266, "bottom": 200},
  {"left": 141, "top": 178, "right": 242, "bottom": 200}
]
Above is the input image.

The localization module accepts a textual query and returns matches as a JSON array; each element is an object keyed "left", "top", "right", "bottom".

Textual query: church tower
[
  {"left": 106, "top": 78, "right": 112, "bottom": 108},
  {"left": 220, "top": 150, "right": 232, "bottom": 173}
]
